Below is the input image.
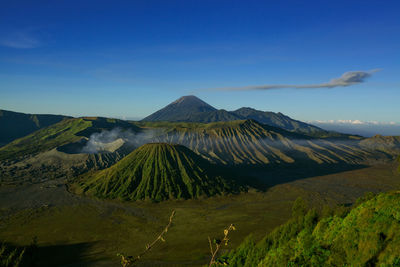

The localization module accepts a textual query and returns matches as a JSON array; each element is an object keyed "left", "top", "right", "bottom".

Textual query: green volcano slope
[
  {"left": 224, "top": 191, "right": 400, "bottom": 266},
  {"left": 75, "top": 143, "right": 241, "bottom": 201}
]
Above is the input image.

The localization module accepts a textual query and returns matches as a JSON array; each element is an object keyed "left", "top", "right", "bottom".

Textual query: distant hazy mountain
[
  {"left": 0, "top": 109, "right": 69, "bottom": 147},
  {"left": 360, "top": 135, "right": 400, "bottom": 154},
  {"left": 142, "top": 95, "right": 344, "bottom": 138},
  {"left": 231, "top": 107, "right": 329, "bottom": 137},
  {"left": 311, "top": 121, "right": 400, "bottom": 137}
]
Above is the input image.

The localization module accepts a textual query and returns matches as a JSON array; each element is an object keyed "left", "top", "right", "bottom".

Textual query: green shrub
[{"left": 223, "top": 191, "right": 400, "bottom": 266}]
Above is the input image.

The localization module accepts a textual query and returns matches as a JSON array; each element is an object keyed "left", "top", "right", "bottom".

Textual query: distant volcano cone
[
  {"left": 76, "top": 143, "right": 240, "bottom": 201},
  {"left": 142, "top": 95, "right": 218, "bottom": 122}
]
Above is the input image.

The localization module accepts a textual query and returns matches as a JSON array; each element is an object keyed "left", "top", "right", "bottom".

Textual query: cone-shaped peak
[
  {"left": 76, "top": 143, "right": 241, "bottom": 201},
  {"left": 142, "top": 95, "right": 216, "bottom": 122}
]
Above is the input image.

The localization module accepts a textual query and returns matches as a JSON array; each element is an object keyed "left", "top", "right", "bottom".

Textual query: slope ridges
[
  {"left": 76, "top": 143, "right": 240, "bottom": 201},
  {"left": 150, "top": 120, "right": 381, "bottom": 165}
]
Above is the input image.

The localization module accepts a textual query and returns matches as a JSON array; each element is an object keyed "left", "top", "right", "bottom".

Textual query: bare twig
[
  {"left": 208, "top": 236, "right": 213, "bottom": 255},
  {"left": 208, "top": 224, "right": 236, "bottom": 267},
  {"left": 118, "top": 210, "right": 176, "bottom": 267}
]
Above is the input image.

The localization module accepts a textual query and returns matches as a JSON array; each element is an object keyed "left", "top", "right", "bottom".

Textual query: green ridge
[
  {"left": 0, "top": 117, "right": 140, "bottom": 161},
  {"left": 0, "top": 109, "right": 69, "bottom": 147},
  {"left": 76, "top": 143, "right": 241, "bottom": 201},
  {"left": 0, "top": 118, "right": 91, "bottom": 161}
]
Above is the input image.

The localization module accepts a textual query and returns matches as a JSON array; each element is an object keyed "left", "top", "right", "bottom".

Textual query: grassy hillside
[
  {"left": 75, "top": 143, "right": 242, "bottom": 201},
  {"left": 0, "top": 117, "right": 140, "bottom": 161},
  {"left": 0, "top": 118, "right": 91, "bottom": 161},
  {"left": 224, "top": 191, "right": 400, "bottom": 266},
  {"left": 0, "top": 109, "right": 69, "bottom": 147}
]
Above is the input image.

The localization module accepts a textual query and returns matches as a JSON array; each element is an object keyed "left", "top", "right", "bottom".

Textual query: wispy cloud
[
  {"left": 309, "top": 120, "right": 398, "bottom": 126},
  {"left": 0, "top": 31, "right": 41, "bottom": 49},
  {"left": 214, "top": 69, "right": 381, "bottom": 91}
]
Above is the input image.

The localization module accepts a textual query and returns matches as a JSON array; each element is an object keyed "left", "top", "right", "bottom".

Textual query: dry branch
[
  {"left": 118, "top": 210, "right": 176, "bottom": 267},
  {"left": 208, "top": 224, "right": 236, "bottom": 266}
]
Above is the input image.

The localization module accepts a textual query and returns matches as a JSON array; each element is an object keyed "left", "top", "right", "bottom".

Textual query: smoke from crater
[{"left": 81, "top": 128, "right": 160, "bottom": 153}]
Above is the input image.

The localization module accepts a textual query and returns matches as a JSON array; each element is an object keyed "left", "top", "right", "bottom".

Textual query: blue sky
[{"left": 0, "top": 0, "right": 399, "bottom": 124}]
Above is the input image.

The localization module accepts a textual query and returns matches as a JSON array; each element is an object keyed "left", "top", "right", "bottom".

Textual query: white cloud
[{"left": 214, "top": 69, "right": 380, "bottom": 91}]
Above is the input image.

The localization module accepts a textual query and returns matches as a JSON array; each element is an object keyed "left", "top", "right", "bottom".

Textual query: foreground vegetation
[
  {"left": 223, "top": 191, "right": 400, "bottom": 266},
  {"left": 0, "top": 243, "right": 25, "bottom": 267},
  {"left": 0, "top": 237, "right": 38, "bottom": 267},
  {"left": 4, "top": 191, "right": 400, "bottom": 267}
]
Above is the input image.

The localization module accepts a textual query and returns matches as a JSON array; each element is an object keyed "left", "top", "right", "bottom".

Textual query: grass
[{"left": 0, "top": 191, "right": 296, "bottom": 266}]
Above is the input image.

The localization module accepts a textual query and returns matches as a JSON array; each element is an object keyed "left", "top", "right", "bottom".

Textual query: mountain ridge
[
  {"left": 147, "top": 119, "right": 384, "bottom": 165},
  {"left": 141, "top": 95, "right": 351, "bottom": 138},
  {"left": 0, "top": 109, "right": 70, "bottom": 147}
]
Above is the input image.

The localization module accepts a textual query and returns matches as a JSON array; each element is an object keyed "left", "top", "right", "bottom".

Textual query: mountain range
[
  {"left": 0, "top": 95, "right": 399, "bottom": 189},
  {"left": 147, "top": 119, "right": 378, "bottom": 165},
  {"left": 0, "top": 95, "right": 358, "bottom": 150},
  {"left": 142, "top": 95, "right": 350, "bottom": 138}
]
